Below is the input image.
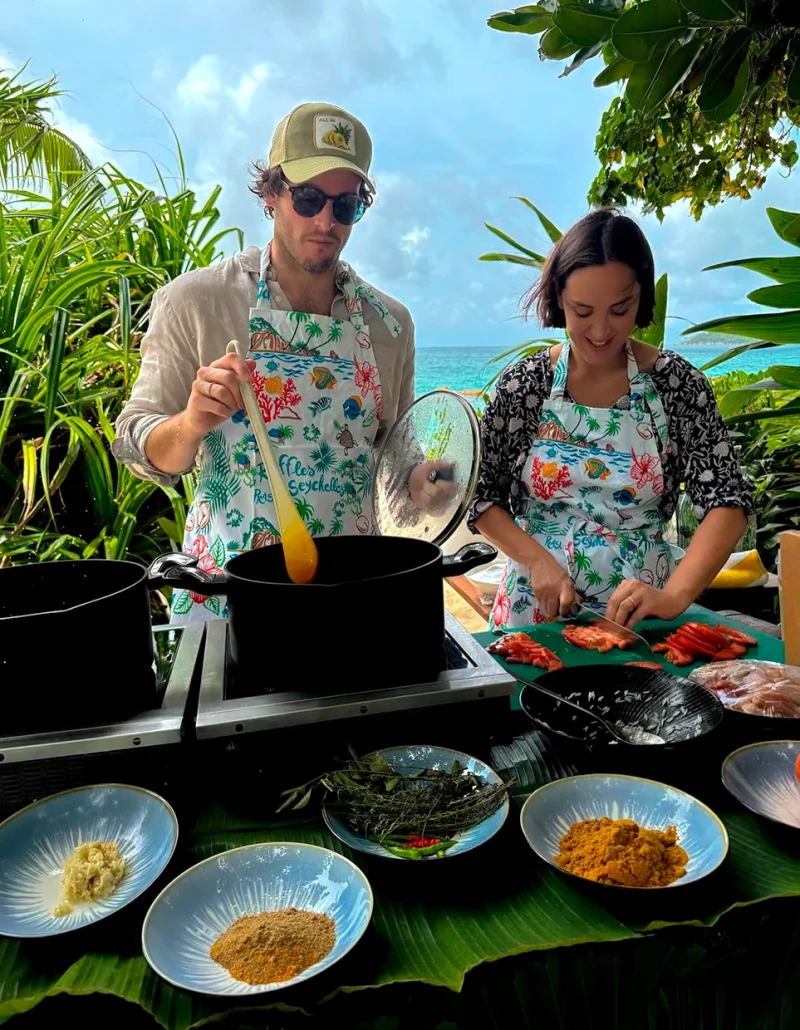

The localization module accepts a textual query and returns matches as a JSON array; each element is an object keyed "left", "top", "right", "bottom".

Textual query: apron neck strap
[
  {"left": 629, "top": 344, "right": 670, "bottom": 449},
  {"left": 551, "top": 339, "right": 670, "bottom": 449},
  {"left": 255, "top": 244, "right": 403, "bottom": 340}
]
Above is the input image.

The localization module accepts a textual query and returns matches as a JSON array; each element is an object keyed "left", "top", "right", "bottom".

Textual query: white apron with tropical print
[
  {"left": 491, "top": 341, "right": 675, "bottom": 631},
  {"left": 172, "top": 245, "right": 402, "bottom": 621}
]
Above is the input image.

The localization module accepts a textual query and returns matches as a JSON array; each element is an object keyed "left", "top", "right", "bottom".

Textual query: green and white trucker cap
[{"left": 269, "top": 102, "right": 375, "bottom": 190}]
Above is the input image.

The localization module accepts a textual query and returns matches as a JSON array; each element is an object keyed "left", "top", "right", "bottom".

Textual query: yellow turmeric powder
[{"left": 554, "top": 817, "right": 688, "bottom": 887}]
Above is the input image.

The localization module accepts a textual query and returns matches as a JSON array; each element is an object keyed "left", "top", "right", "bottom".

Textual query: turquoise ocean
[{"left": 414, "top": 344, "right": 800, "bottom": 397}]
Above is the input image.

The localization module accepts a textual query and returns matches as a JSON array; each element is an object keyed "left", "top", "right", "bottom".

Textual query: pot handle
[
  {"left": 441, "top": 542, "right": 498, "bottom": 578},
  {"left": 148, "top": 552, "right": 229, "bottom": 595}
]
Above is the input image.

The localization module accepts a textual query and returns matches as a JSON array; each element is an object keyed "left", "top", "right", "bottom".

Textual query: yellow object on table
[
  {"left": 709, "top": 550, "right": 769, "bottom": 590},
  {"left": 780, "top": 531, "right": 800, "bottom": 665}
]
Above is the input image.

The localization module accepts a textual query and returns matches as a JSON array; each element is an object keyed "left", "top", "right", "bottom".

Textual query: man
[{"left": 114, "top": 102, "right": 416, "bottom": 620}]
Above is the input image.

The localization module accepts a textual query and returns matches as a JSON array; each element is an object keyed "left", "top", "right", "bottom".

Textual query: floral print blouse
[{"left": 468, "top": 348, "right": 753, "bottom": 532}]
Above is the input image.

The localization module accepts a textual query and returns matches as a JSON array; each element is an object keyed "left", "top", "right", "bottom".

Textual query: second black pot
[{"left": 153, "top": 537, "right": 496, "bottom": 691}]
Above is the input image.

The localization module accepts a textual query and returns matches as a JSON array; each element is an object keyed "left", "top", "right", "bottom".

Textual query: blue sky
[{"left": 4, "top": 0, "right": 799, "bottom": 349}]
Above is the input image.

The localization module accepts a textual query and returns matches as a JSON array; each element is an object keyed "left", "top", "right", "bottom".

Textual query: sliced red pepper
[
  {"left": 626, "top": 661, "right": 663, "bottom": 669},
  {"left": 795, "top": 754, "right": 800, "bottom": 782},
  {"left": 665, "top": 631, "right": 717, "bottom": 658},
  {"left": 715, "top": 623, "right": 757, "bottom": 647},
  {"left": 665, "top": 648, "right": 694, "bottom": 667},
  {"left": 729, "top": 643, "right": 747, "bottom": 657},
  {"left": 682, "top": 622, "right": 729, "bottom": 650},
  {"left": 712, "top": 648, "right": 738, "bottom": 662},
  {"left": 652, "top": 643, "right": 670, "bottom": 654}
]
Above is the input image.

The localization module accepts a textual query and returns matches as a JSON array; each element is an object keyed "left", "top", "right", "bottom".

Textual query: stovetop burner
[
  {"left": 0, "top": 623, "right": 204, "bottom": 765},
  {"left": 195, "top": 612, "right": 515, "bottom": 739}
]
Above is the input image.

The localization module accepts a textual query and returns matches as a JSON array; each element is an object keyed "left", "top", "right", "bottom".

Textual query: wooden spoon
[{"left": 226, "top": 340, "right": 318, "bottom": 584}]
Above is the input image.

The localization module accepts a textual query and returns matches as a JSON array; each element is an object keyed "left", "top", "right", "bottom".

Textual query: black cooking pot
[
  {"left": 151, "top": 537, "right": 496, "bottom": 692},
  {"left": 0, "top": 560, "right": 163, "bottom": 733}
]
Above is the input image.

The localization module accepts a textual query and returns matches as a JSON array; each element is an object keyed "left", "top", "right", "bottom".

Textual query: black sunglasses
[{"left": 282, "top": 181, "right": 368, "bottom": 226}]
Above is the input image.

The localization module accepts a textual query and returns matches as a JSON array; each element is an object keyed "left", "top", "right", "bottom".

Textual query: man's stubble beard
[{"left": 274, "top": 220, "right": 341, "bottom": 275}]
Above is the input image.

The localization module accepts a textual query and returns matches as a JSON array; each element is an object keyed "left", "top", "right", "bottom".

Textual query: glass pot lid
[{"left": 372, "top": 389, "right": 481, "bottom": 547}]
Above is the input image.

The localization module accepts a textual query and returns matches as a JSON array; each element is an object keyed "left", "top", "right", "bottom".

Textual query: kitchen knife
[{"left": 565, "top": 602, "right": 654, "bottom": 654}]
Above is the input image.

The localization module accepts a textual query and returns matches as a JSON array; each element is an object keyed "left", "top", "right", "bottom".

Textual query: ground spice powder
[
  {"left": 210, "top": 907, "right": 336, "bottom": 985},
  {"left": 554, "top": 817, "right": 688, "bottom": 887}
]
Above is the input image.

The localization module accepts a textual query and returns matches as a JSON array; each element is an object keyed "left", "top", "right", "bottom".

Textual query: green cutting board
[{"left": 473, "top": 605, "right": 785, "bottom": 709}]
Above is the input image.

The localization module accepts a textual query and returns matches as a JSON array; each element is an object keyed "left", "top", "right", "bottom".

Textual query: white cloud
[
  {"left": 176, "top": 54, "right": 223, "bottom": 110},
  {"left": 400, "top": 225, "right": 430, "bottom": 260},
  {"left": 50, "top": 112, "right": 110, "bottom": 167},
  {"left": 228, "top": 63, "right": 272, "bottom": 114},
  {"left": 176, "top": 55, "right": 272, "bottom": 115}
]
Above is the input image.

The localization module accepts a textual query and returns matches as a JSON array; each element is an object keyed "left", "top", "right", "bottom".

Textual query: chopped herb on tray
[{"left": 278, "top": 748, "right": 513, "bottom": 858}]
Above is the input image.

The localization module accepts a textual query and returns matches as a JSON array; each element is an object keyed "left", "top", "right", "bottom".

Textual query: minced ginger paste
[
  {"left": 53, "top": 841, "right": 125, "bottom": 917},
  {"left": 554, "top": 817, "right": 688, "bottom": 887}
]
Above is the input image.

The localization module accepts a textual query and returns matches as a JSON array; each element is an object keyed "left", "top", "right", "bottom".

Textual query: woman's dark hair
[
  {"left": 525, "top": 208, "right": 655, "bottom": 328},
  {"left": 248, "top": 162, "right": 373, "bottom": 220}
]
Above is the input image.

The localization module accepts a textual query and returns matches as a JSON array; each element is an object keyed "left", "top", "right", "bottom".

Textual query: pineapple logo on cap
[{"left": 315, "top": 114, "right": 355, "bottom": 154}]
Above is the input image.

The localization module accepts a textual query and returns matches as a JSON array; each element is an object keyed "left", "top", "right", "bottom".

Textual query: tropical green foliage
[
  {"left": 0, "top": 64, "right": 91, "bottom": 181},
  {"left": 686, "top": 204, "right": 800, "bottom": 353},
  {"left": 0, "top": 68, "right": 243, "bottom": 568},
  {"left": 678, "top": 207, "right": 800, "bottom": 564},
  {"left": 488, "top": 1, "right": 800, "bottom": 218}
]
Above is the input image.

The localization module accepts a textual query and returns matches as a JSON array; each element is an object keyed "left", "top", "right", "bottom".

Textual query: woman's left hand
[{"left": 606, "top": 580, "right": 689, "bottom": 630}]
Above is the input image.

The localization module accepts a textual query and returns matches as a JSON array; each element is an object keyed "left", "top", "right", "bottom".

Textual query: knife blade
[{"left": 564, "top": 602, "right": 653, "bottom": 654}]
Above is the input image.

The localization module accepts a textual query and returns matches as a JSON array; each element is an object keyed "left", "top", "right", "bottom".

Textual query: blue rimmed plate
[
  {"left": 142, "top": 842, "right": 372, "bottom": 995},
  {"left": 322, "top": 745, "right": 509, "bottom": 860},
  {"left": 0, "top": 783, "right": 178, "bottom": 937},
  {"left": 722, "top": 740, "right": 800, "bottom": 830},
  {"left": 520, "top": 773, "right": 728, "bottom": 889}
]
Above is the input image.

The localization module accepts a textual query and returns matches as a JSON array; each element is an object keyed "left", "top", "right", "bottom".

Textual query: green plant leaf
[
  {"left": 479, "top": 251, "right": 544, "bottom": 267},
  {"left": 484, "top": 222, "right": 547, "bottom": 260},
  {"left": 703, "top": 52, "right": 749, "bottom": 123},
  {"left": 769, "top": 363, "right": 800, "bottom": 389},
  {"left": 628, "top": 38, "right": 703, "bottom": 111},
  {"left": 553, "top": 3, "right": 619, "bottom": 47},
  {"left": 788, "top": 59, "right": 800, "bottom": 104},
  {"left": 684, "top": 310, "right": 800, "bottom": 343},
  {"left": 767, "top": 207, "right": 800, "bottom": 247},
  {"left": 633, "top": 273, "right": 668, "bottom": 348},
  {"left": 698, "top": 28, "right": 750, "bottom": 116},
  {"left": 698, "top": 340, "right": 777, "bottom": 373},
  {"left": 43, "top": 306, "right": 68, "bottom": 433},
  {"left": 560, "top": 41, "right": 607, "bottom": 78},
  {"left": 594, "top": 55, "right": 636, "bottom": 86},
  {"left": 540, "top": 25, "right": 580, "bottom": 60},
  {"left": 514, "top": 196, "right": 563, "bottom": 242},
  {"left": 625, "top": 47, "right": 668, "bottom": 108},
  {"left": 611, "top": 0, "right": 688, "bottom": 64},
  {"left": 487, "top": 6, "right": 552, "bottom": 34},
  {"left": 703, "top": 256, "right": 800, "bottom": 283},
  {"left": 748, "top": 282, "right": 800, "bottom": 308},
  {"left": 679, "top": 0, "right": 740, "bottom": 20},
  {"left": 724, "top": 397, "right": 800, "bottom": 425}
]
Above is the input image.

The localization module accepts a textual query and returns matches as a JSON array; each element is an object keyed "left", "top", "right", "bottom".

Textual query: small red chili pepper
[{"left": 405, "top": 836, "right": 441, "bottom": 848}]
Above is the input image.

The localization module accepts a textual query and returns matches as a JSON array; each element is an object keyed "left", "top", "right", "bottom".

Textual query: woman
[{"left": 469, "top": 209, "right": 752, "bottom": 631}]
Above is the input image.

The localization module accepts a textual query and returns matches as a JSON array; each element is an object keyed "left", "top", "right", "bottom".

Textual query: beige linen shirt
[{"left": 113, "top": 245, "right": 415, "bottom": 487}]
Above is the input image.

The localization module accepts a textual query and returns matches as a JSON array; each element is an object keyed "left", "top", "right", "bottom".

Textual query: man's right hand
[
  {"left": 144, "top": 353, "right": 257, "bottom": 476},
  {"left": 183, "top": 353, "right": 257, "bottom": 439}
]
